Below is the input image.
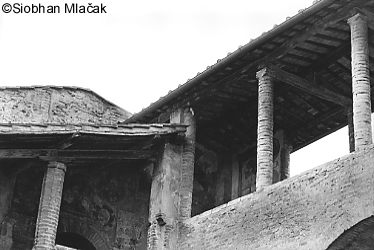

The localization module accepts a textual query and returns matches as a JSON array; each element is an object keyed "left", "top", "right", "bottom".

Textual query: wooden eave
[
  {"left": 124, "top": 0, "right": 374, "bottom": 155},
  {"left": 0, "top": 123, "right": 187, "bottom": 174}
]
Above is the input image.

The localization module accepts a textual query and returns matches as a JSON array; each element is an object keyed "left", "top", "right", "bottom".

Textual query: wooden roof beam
[
  {"left": 264, "top": 65, "right": 352, "bottom": 107},
  {"left": 4, "top": 133, "right": 82, "bottom": 177},
  {"left": 319, "top": 67, "right": 351, "bottom": 94},
  {"left": 354, "top": 8, "right": 374, "bottom": 31},
  {"left": 0, "top": 149, "right": 158, "bottom": 161},
  {"left": 49, "top": 132, "right": 81, "bottom": 149}
]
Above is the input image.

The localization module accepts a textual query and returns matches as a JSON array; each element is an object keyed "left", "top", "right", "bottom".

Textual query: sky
[{"left": 0, "top": 0, "right": 354, "bottom": 176}]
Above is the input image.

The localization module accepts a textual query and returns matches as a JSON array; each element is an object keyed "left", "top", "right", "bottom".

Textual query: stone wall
[
  {"left": 0, "top": 87, "right": 131, "bottom": 125},
  {"left": 178, "top": 145, "right": 374, "bottom": 250},
  {"left": 1, "top": 161, "right": 150, "bottom": 250}
]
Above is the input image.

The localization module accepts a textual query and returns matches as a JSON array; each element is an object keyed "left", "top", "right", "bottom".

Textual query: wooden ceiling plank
[
  {"left": 291, "top": 106, "right": 345, "bottom": 141},
  {"left": 275, "top": 105, "right": 306, "bottom": 126},
  {"left": 260, "top": 1, "right": 363, "bottom": 61},
  {"left": 284, "top": 53, "right": 315, "bottom": 63},
  {"left": 287, "top": 88, "right": 323, "bottom": 114},
  {"left": 314, "top": 33, "right": 346, "bottom": 43},
  {"left": 324, "top": 27, "right": 350, "bottom": 37},
  {"left": 311, "top": 41, "right": 351, "bottom": 72},
  {"left": 266, "top": 65, "right": 352, "bottom": 107},
  {"left": 293, "top": 46, "right": 325, "bottom": 56},
  {"left": 320, "top": 67, "right": 351, "bottom": 94},
  {"left": 304, "top": 40, "right": 338, "bottom": 50},
  {"left": 278, "top": 92, "right": 316, "bottom": 121}
]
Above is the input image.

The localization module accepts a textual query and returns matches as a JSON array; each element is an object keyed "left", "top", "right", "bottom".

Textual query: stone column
[
  {"left": 170, "top": 107, "right": 196, "bottom": 220},
  {"left": 148, "top": 143, "right": 183, "bottom": 250},
  {"left": 147, "top": 107, "right": 196, "bottom": 250},
  {"left": 256, "top": 68, "right": 274, "bottom": 190},
  {"left": 348, "top": 13, "right": 372, "bottom": 151},
  {"left": 347, "top": 107, "right": 355, "bottom": 153},
  {"left": 33, "top": 161, "right": 66, "bottom": 250}
]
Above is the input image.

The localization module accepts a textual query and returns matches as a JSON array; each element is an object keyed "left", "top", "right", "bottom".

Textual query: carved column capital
[
  {"left": 347, "top": 13, "right": 369, "bottom": 26},
  {"left": 256, "top": 67, "right": 272, "bottom": 80}
]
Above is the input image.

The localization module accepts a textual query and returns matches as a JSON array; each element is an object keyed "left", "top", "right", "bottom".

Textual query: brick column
[
  {"left": 348, "top": 13, "right": 372, "bottom": 151},
  {"left": 33, "top": 161, "right": 66, "bottom": 250},
  {"left": 347, "top": 107, "right": 355, "bottom": 153},
  {"left": 256, "top": 68, "right": 274, "bottom": 190}
]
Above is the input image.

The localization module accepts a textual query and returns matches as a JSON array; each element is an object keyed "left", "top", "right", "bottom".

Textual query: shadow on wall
[
  {"left": 326, "top": 216, "right": 374, "bottom": 250},
  {"left": 56, "top": 232, "right": 96, "bottom": 250}
]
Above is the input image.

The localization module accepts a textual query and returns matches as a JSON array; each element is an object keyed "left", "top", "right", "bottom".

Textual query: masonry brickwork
[
  {"left": 348, "top": 13, "right": 372, "bottom": 150},
  {"left": 256, "top": 69, "right": 274, "bottom": 190},
  {"left": 177, "top": 145, "right": 374, "bottom": 250},
  {"left": 33, "top": 162, "right": 67, "bottom": 250},
  {"left": 0, "top": 87, "right": 130, "bottom": 125}
]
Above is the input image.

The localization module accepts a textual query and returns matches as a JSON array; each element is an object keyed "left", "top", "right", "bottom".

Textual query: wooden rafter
[
  {"left": 355, "top": 8, "right": 374, "bottom": 31},
  {"left": 264, "top": 65, "right": 352, "bottom": 107},
  {"left": 321, "top": 67, "right": 351, "bottom": 93},
  {"left": 311, "top": 41, "right": 351, "bottom": 72},
  {"left": 255, "top": 1, "right": 366, "bottom": 62}
]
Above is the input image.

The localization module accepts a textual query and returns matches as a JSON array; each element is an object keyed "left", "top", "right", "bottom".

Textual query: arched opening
[
  {"left": 56, "top": 232, "right": 96, "bottom": 250},
  {"left": 326, "top": 216, "right": 374, "bottom": 250}
]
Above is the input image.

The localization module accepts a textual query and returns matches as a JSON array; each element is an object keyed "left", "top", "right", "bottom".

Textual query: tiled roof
[{"left": 126, "top": 0, "right": 329, "bottom": 123}]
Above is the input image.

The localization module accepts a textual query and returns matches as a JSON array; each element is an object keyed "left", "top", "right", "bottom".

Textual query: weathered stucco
[
  {"left": 192, "top": 144, "right": 219, "bottom": 216},
  {"left": 178, "top": 145, "right": 374, "bottom": 250},
  {"left": 3, "top": 161, "right": 150, "bottom": 250},
  {"left": 0, "top": 87, "right": 131, "bottom": 125}
]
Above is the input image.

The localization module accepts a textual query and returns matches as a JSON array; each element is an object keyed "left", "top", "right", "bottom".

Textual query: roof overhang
[{"left": 124, "top": 0, "right": 374, "bottom": 155}]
